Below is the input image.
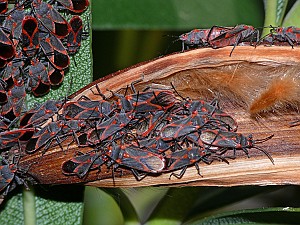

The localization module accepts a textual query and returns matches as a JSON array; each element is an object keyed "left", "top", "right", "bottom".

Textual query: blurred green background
[{"left": 92, "top": 0, "right": 267, "bottom": 78}]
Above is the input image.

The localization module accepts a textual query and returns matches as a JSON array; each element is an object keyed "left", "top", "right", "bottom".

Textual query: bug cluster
[
  {"left": 0, "top": 0, "right": 89, "bottom": 197},
  {"left": 0, "top": 0, "right": 89, "bottom": 126},
  {"left": 177, "top": 24, "right": 300, "bottom": 56},
  {"left": 0, "top": 83, "right": 275, "bottom": 195}
]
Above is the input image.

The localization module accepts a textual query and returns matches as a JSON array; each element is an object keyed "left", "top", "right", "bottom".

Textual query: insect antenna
[
  {"left": 254, "top": 134, "right": 274, "bottom": 144},
  {"left": 253, "top": 146, "right": 274, "bottom": 164}
]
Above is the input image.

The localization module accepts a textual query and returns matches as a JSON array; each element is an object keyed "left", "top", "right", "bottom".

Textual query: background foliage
[{"left": 2, "top": 0, "right": 300, "bottom": 224}]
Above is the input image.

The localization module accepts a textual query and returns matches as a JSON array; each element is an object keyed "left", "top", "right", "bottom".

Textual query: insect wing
[
  {"left": 0, "top": 164, "right": 14, "bottom": 193},
  {"left": 39, "top": 33, "right": 70, "bottom": 70},
  {"left": 67, "top": 16, "right": 83, "bottom": 54},
  {"left": 118, "top": 146, "right": 165, "bottom": 173},
  {"left": 62, "top": 151, "right": 106, "bottom": 178},
  {"left": 21, "top": 16, "right": 39, "bottom": 57},
  {"left": 47, "top": 63, "right": 64, "bottom": 86},
  {"left": 33, "top": 0, "right": 70, "bottom": 38},
  {"left": 56, "top": 0, "right": 89, "bottom": 13},
  {"left": 0, "top": 28, "right": 15, "bottom": 60}
]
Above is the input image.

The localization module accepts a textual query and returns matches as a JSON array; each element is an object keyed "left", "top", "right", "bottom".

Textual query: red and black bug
[
  {"left": 0, "top": 128, "right": 35, "bottom": 149},
  {"left": 0, "top": 158, "right": 35, "bottom": 196},
  {"left": 25, "top": 120, "right": 86, "bottom": 153},
  {"left": 55, "top": 0, "right": 89, "bottom": 13},
  {"left": 19, "top": 99, "right": 63, "bottom": 128},
  {"left": 1, "top": 77, "right": 26, "bottom": 121},
  {"left": 62, "top": 150, "right": 107, "bottom": 178},
  {"left": 260, "top": 26, "right": 300, "bottom": 47},
  {"left": 39, "top": 31, "right": 70, "bottom": 70},
  {"left": 135, "top": 110, "right": 167, "bottom": 138},
  {"left": 107, "top": 142, "right": 165, "bottom": 179},
  {"left": 184, "top": 99, "right": 238, "bottom": 131},
  {"left": 32, "top": 0, "right": 70, "bottom": 39},
  {"left": 177, "top": 26, "right": 230, "bottom": 51},
  {"left": 0, "top": 160, "right": 19, "bottom": 195},
  {"left": 21, "top": 15, "right": 39, "bottom": 57},
  {"left": 116, "top": 90, "right": 178, "bottom": 113},
  {"left": 199, "top": 129, "right": 274, "bottom": 163},
  {"left": 209, "top": 24, "right": 259, "bottom": 56},
  {"left": 2, "top": 7, "right": 25, "bottom": 46},
  {"left": 1, "top": 50, "right": 24, "bottom": 91},
  {"left": 26, "top": 58, "right": 50, "bottom": 96},
  {"left": 138, "top": 136, "right": 171, "bottom": 153},
  {"left": 66, "top": 15, "right": 83, "bottom": 54},
  {"left": 87, "top": 112, "right": 133, "bottom": 145},
  {"left": 0, "top": 28, "right": 15, "bottom": 60},
  {"left": 164, "top": 146, "right": 206, "bottom": 179},
  {"left": 47, "top": 63, "right": 64, "bottom": 86},
  {"left": 159, "top": 116, "right": 201, "bottom": 141},
  {"left": 62, "top": 100, "right": 114, "bottom": 120}
]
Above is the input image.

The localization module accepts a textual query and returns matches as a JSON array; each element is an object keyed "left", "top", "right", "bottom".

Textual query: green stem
[{"left": 23, "top": 187, "right": 36, "bottom": 225}]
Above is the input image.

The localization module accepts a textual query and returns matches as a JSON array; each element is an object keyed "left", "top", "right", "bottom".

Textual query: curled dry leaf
[{"left": 19, "top": 46, "right": 300, "bottom": 187}]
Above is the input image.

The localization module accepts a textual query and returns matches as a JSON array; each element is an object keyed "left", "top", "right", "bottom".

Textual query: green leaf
[
  {"left": 186, "top": 186, "right": 278, "bottom": 220},
  {"left": 83, "top": 187, "right": 124, "bottom": 225},
  {"left": 145, "top": 187, "right": 208, "bottom": 225},
  {"left": 92, "top": 0, "right": 264, "bottom": 30},
  {"left": 121, "top": 187, "right": 169, "bottom": 223},
  {"left": 184, "top": 207, "right": 300, "bottom": 225},
  {"left": 282, "top": 0, "right": 300, "bottom": 27},
  {"left": 0, "top": 193, "right": 24, "bottom": 225},
  {"left": 262, "top": 0, "right": 288, "bottom": 36}
]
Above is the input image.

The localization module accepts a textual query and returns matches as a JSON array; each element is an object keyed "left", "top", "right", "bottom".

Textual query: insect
[
  {"left": 61, "top": 150, "right": 107, "bottom": 178},
  {"left": 1, "top": 50, "right": 24, "bottom": 91},
  {"left": 106, "top": 142, "right": 165, "bottom": 180},
  {"left": 199, "top": 129, "right": 274, "bottom": 163},
  {"left": 47, "top": 63, "right": 64, "bottom": 86},
  {"left": 19, "top": 99, "right": 63, "bottom": 128},
  {"left": 32, "top": 0, "right": 70, "bottom": 38},
  {"left": 0, "top": 128, "right": 35, "bottom": 149},
  {"left": 55, "top": 0, "right": 89, "bottom": 13},
  {"left": 184, "top": 99, "right": 238, "bottom": 131},
  {"left": 62, "top": 100, "right": 114, "bottom": 120},
  {"left": 138, "top": 136, "right": 171, "bottom": 153},
  {"left": 261, "top": 26, "right": 300, "bottom": 47},
  {"left": 25, "top": 120, "right": 86, "bottom": 153},
  {"left": 164, "top": 146, "right": 206, "bottom": 179},
  {"left": 177, "top": 26, "right": 230, "bottom": 51},
  {"left": 135, "top": 110, "right": 167, "bottom": 138},
  {"left": 21, "top": 16, "right": 39, "bottom": 57},
  {"left": 67, "top": 15, "right": 83, "bottom": 54},
  {"left": 1, "top": 77, "right": 26, "bottom": 121},
  {"left": 159, "top": 115, "right": 201, "bottom": 141},
  {"left": 0, "top": 28, "right": 15, "bottom": 60},
  {"left": 209, "top": 24, "right": 259, "bottom": 56},
  {"left": 116, "top": 90, "right": 178, "bottom": 113},
  {"left": 2, "top": 7, "right": 25, "bottom": 46},
  {"left": 39, "top": 31, "right": 70, "bottom": 70},
  {"left": 26, "top": 58, "right": 50, "bottom": 96},
  {"left": 87, "top": 112, "right": 133, "bottom": 145},
  {"left": 0, "top": 160, "right": 19, "bottom": 195}
]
